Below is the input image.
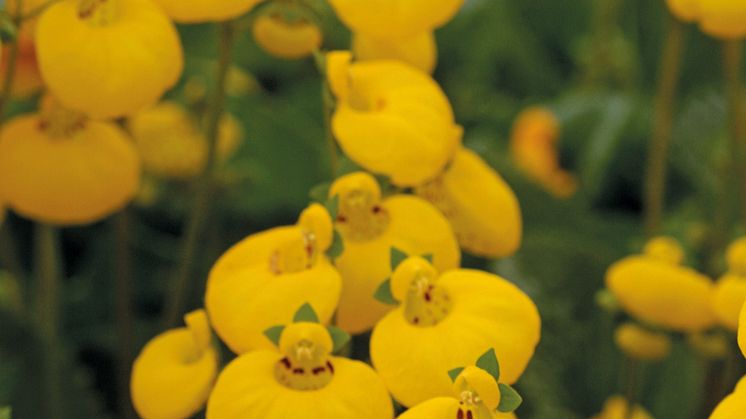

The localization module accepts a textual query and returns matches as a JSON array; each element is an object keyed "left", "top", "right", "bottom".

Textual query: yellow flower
[
  {"left": 206, "top": 319, "right": 393, "bottom": 418},
  {"left": 327, "top": 0, "right": 464, "bottom": 40},
  {"left": 614, "top": 323, "right": 671, "bottom": 361},
  {"left": 326, "top": 51, "right": 462, "bottom": 187},
  {"left": 36, "top": 0, "right": 183, "bottom": 119},
  {"left": 131, "top": 309, "right": 219, "bottom": 419},
  {"left": 370, "top": 257, "right": 540, "bottom": 407},
  {"left": 698, "top": 0, "right": 746, "bottom": 39},
  {"left": 592, "top": 396, "right": 653, "bottom": 419},
  {"left": 510, "top": 107, "right": 577, "bottom": 198},
  {"left": 665, "top": 0, "right": 700, "bottom": 22},
  {"left": 399, "top": 398, "right": 517, "bottom": 419},
  {"left": 415, "top": 147, "right": 522, "bottom": 258},
  {"left": 0, "top": 99, "right": 140, "bottom": 225},
  {"left": 605, "top": 237, "right": 715, "bottom": 332},
  {"left": 253, "top": 14, "right": 322, "bottom": 60},
  {"left": 712, "top": 273, "right": 746, "bottom": 332},
  {"left": 152, "top": 0, "right": 263, "bottom": 23},
  {"left": 205, "top": 204, "right": 342, "bottom": 353},
  {"left": 329, "top": 172, "right": 460, "bottom": 334},
  {"left": 127, "top": 101, "right": 242, "bottom": 179},
  {"left": 710, "top": 376, "right": 746, "bottom": 419},
  {"left": 353, "top": 32, "right": 437, "bottom": 74}
]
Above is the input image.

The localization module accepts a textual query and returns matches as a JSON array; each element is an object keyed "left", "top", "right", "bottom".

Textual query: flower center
[
  {"left": 78, "top": 0, "right": 119, "bottom": 26},
  {"left": 335, "top": 189, "right": 390, "bottom": 242},
  {"left": 391, "top": 259, "right": 453, "bottom": 327},
  {"left": 453, "top": 367, "right": 501, "bottom": 419},
  {"left": 269, "top": 231, "right": 317, "bottom": 275},
  {"left": 38, "top": 97, "right": 87, "bottom": 138},
  {"left": 274, "top": 339, "right": 334, "bottom": 391},
  {"left": 455, "top": 391, "right": 494, "bottom": 419}
]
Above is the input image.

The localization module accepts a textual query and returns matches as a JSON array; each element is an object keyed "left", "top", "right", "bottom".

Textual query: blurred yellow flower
[
  {"left": 698, "top": 0, "right": 746, "bottom": 39},
  {"left": 353, "top": 31, "right": 437, "bottom": 74},
  {"left": 205, "top": 204, "right": 342, "bottom": 353},
  {"left": 152, "top": 0, "right": 263, "bottom": 23},
  {"left": 128, "top": 101, "right": 242, "bottom": 179},
  {"left": 712, "top": 250, "right": 746, "bottom": 331},
  {"left": 510, "top": 107, "right": 577, "bottom": 198},
  {"left": 665, "top": 0, "right": 700, "bottom": 22},
  {"left": 592, "top": 396, "right": 653, "bottom": 419},
  {"left": 740, "top": 302, "right": 746, "bottom": 359},
  {"left": 710, "top": 376, "right": 746, "bottom": 419},
  {"left": 0, "top": 100, "right": 140, "bottom": 225},
  {"left": 36, "top": 0, "right": 183, "bottom": 119},
  {"left": 370, "top": 257, "right": 540, "bottom": 407},
  {"left": 326, "top": 51, "right": 462, "bottom": 187},
  {"left": 330, "top": 172, "right": 460, "bottom": 334},
  {"left": 614, "top": 323, "right": 671, "bottom": 361},
  {"left": 131, "top": 309, "right": 219, "bottom": 419},
  {"left": 686, "top": 332, "right": 729, "bottom": 360},
  {"left": 253, "top": 14, "right": 322, "bottom": 60},
  {"left": 416, "top": 147, "right": 522, "bottom": 258}
]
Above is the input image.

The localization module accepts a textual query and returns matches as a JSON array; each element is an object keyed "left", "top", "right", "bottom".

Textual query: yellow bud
[
  {"left": 453, "top": 366, "right": 501, "bottom": 411},
  {"left": 389, "top": 256, "right": 438, "bottom": 303},
  {"left": 279, "top": 322, "right": 333, "bottom": 358},
  {"left": 253, "top": 14, "right": 322, "bottom": 60},
  {"left": 614, "top": 323, "right": 671, "bottom": 361},
  {"left": 643, "top": 236, "right": 684, "bottom": 265},
  {"left": 297, "top": 203, "right": 333, "bottom": 253}
]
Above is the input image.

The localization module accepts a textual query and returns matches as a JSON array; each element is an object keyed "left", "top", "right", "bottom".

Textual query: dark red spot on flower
[
  {"left": 312, "top": 367, "right": 326, "bottom": 375},
  {"left": 326, "top": 360, "right": 334, "bottom": 374},
  {"left": 292, "top": 368, "right": 305, "bottom": 374},
  {"left": 280, "top": 357, "right": 291, "bottom": 369},
  {"left": 457, "top": 409, "right": 464, "bottom": 419}
]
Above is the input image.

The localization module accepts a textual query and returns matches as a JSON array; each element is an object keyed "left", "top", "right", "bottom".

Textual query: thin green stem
[
  {"left": 0, "top": 0, "right": 23, "bottom": 120},
  {"left": 643, "top": 17, "right": 685, "bottom": 237},
  {"left": 113, "top": 210, "right": 135, "bottom": 419},
  {"left": 623, "top": 356, "right": 639, "bottom": 419},
  {"left": 163, "top": 22, "right": 237, "bottom": 328},
  {"left": 724, "top": 40, "right": 746, "bottom": 228},
  {"left": 313, "top": 50, "right": 339, "bottom": 177}
]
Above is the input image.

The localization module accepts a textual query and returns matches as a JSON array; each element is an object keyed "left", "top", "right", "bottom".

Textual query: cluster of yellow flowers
[{"left": 667, "top": 0, "right": 746, "bottom": 39}]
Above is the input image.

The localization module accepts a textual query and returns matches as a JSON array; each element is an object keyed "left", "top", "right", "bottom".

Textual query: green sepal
[
  {"left": 422, "top": 253, "right": 434, "bottom": 264},
  {"left": 327, "top": 229, "right": 345, "bottom": 260},
  {"left": 327, "top": 326, "right": 351, "bottom": 353},
  {"left": 390, "top": 247, "right": 408, "bottom": 271},
  {"left": 476, "top": 348, "right": 500, "bottom": 382},
  {"left": 447, "top": 367, "right": 464, "bottom": 382},
  {"left": 263, "top": 325, "right": 285, "bottom": 347},
  {"left": 374, "top": 279, "right": 398, "bottom": 305},
  {"left": 497, "top": 383, "right": 523, "bottom": 413},
  {"left": 324, "top": 194, "right": 340, "bottom": 220},
  {"left": 293, "top": 303, "right": 320, "bottom": 323},
  {"left": 309, "top": 182, "right": 331, "bottom": 203}
]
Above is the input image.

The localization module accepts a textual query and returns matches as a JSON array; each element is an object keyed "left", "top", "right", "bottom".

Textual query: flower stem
[
  {"left": 623, "top": 356, "right": 640, "bottom": 419},
  {"left": 724, "top": 40, "right": 746, "bottom": 228},
  {"left": 162, "top": 21, "right": 236, "bottom": 328},
  {"left": 113, "top": 210, "right": 136, "bottom": 419},
  {"left": 643, "top": 17, "right": 685, "bottom": 237},
  {"left": 313, "top": 49, "right": 339, "bottom": 178}
]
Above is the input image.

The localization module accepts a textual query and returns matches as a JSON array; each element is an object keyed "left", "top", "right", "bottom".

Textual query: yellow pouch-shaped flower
[
  {"left": 370, "top": 257, "right": 540, "bottom": 407},
  {"left": 131, "top": 310, "right": 219, "bottom": 419},
  {"left": 205, "top": 204, "right": 342, "bottom": 353},
  {"left": 712, "top": 274, "right": 746, "bottom": 331},
  {"left": 327, "top": 51, "right": 462, "bottom": 187},
  {"left": 152, "top": 0, "right": 262, "bottom": 23},
  {"left": 698, "top": 0, "right": 746, "bottom": 40},
  {"left": 710, "top": 376, "right": 746, "bottom": 419},
  {"left": 253, "top": 14, "right": 322, "bottom": 60},
  {"left": 330, "top": 172, "right": 460, "bottom": 334},
  {"left": 592, "top": 396, "right": 653, "bottom": 419},
  {"left": 416, "top": 148, "right": 522, "bottom": 258},
  {"left": 0, "top": 103, "right": 140, "bottom": 225},
  {"left": 353, "top": 31, "right": 437, "bottom": 74},
  {"left": 328, "top": 0, "right": 464, "bottom": 40},
  {"left": 128, "top": 101, "right": 242, "bottom": 179},
  {"left": 614, "top": 323, "right": 671, "bottom": 361},
  {"left": 36, "top": 0, "right": 183, "bottom": 119},
  {"left": 666, "top": 0, "right": 700, "bottom": 22}
]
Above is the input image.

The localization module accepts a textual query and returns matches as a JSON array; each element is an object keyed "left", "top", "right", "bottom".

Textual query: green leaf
[
  {"left": 263, "top": 325, "right": 285, "bottom": 347},
  {"left": 327, "top": 230, "right": 345, "bottom": 260},
  {"left": 422, "top": 253, "right": 434, "bottom": 264},
  {"left": 497, "top": 384, "right": 522, "bottom": 413},
  {"left": 390, "top": 247, "right": 408, "bottom": 271},
  {"left": 327, "top": 326, "right": 351, "bottom": 353},
  {"left": 374, "top": 279, "right": 398, "bottom": 305},
  {"left": 324, "top": 195, "right": 339, "bottom": 220},
  {"left": 309, "top": 182, "right": 331, "bottom": 203},
  {"left": 447, "top": 367, "right": 464, "bottom": 382},
  {"left": 293, "top": 303, "right": 320, "bottom": 323},
  {"left": 476, "top": 348, "right": 500, "bottom": 382}
]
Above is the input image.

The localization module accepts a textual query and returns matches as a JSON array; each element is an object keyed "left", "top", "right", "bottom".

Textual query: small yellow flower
[
  {"left": 152, "top": 0, "right": 263, "bottom": 23},
  {"left": 329, "top": 172, "right": 460, "bottom": 334},
  {"left": 131, "top": 309, "right": 219, "bottom": 419},
  {"left": 253, "top": 14, "right": 322, "bottom": 60},
  {"left": 0, "top": 99, "right": 140, "bottom": 225},
  {"left": 416, "top": 147, "right": 522, "bottom": 258},
  {"left": 614, "top": 323, "right": 671, "bottom": 361},
  {"left": 326, "top": 51, "right": 462, "bottom": 187},
  {"left": 712, "top": 238, "right": 746, "bottom": 330},
  {"left": 205, "top": 204, "right": 342, "bottom": 353},
  {"left": 206, "top": 316, "right": 393, "bottom": 419},
  {"left": 36, "top": 0, "right": 183, "bottom": 119},
  {"left": 592, "top": 396, "right": 653, "bottom": 419},
  {"left": 605, "top": 237, "right": 715, "bottom": 332},
  {"left": 710, "top": 376, "right": 746, "bottom": 419},
  {"left": 510, "top": 107, "right": 577, "bottom": 198},
  {"left": 127, "top": 101, "right": 242, "bottom": 179},
  {"left": 370, "top": 257, "right": 540, "bottom": 407},
  {"left": 353, "top": 31, "right": 437, "bottom": 74},
  {"left": 665, "top": 0, "right": 700, "bottom": 22},
  {"left": 697, "top": 0, "right": 746, "bottom": 40}
]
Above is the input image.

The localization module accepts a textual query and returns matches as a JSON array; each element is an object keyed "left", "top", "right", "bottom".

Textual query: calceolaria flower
[
  {"left": 205, "top": 203, "right": 342, "bottom": 353},
  {"left": 665, "top": 0, "right": 700, "bottom": 22},
  {"left": 712, "top": 238, "right": 746, "bottom": 331},
  {"left": 592, "top": 396, "right": 653, "bottom": 419},
  {"left": 153, "top": 0, "right": 263, "bottom": 23},
  {"left": 0, "top": 98, "right": 140, "bottom": 225},
  {"left": 128, "top": 101, "right": 242, "bottom": 179},
  {"left": 614, "top": 322, "right": 671, "bottom": 362},
  {"left": 605, "top": 237, "right": 715, "bottom": 333},
  {"left": 326, "top": 51, "right": 462, "bottom": 187},
  {"left": 353, "top": 32, "right": 437, "bottom": 74},
  {"left": 329, "top": 172, "right": 460, "bottom": 334},
  {"left": 697, "top": 1, "right": 746, "bottom": 39},
  {"left": 398, "top": 349, "right": 521, "bottom": 419},
  {"left": 710, "top": 376, "right": 746, "bottom": 419},
  {"left": 131, "top": 309, "right": 219, "bottom": 419},
  {"left": 416, "top": 147, "right": 522, "bottom": 258},
  {"left": 510, "top": 107, "right": 577, "bottom": 198},
  {"left": 370, "top": 257, "right": 540, "bottom": 407},
  {"left": 36, "top": 0, "right": 183, "bottom": 119},
  {"left": 253, "top": 13, "right": 322, "bottom": 60},
  {"left": 207, "top": 304, "right": 393, "bottom": 419}
]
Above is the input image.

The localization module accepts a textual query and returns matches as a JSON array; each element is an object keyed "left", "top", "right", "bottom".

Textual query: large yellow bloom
[
  {"left": 605, "top": 237, "right": 715, "bottom": 332},
  {"left": 665, "top": 0, "right": 700, "bottom": 22},
  {"left": 416, "top": 148, "right": 522, "bottom": 258},
  {"left": 36, "top": 0, "right": 183, "bottom": 119},
  {"left": 353, "top": 31, "right": 437, "bottom": 74},
  {"left": 0, "top": 101, "right": 140, "bottom": 225},
  {"left": 712, "top": 238, "right": 746, "bottom": 331},
  {"left": 327, "top": 51, "right": 462, "bottom": 187},
  {"left": 131, "top": 310, "right": 219, "bottom": 419},
  {"left": 253, "top": 14, "right": 322, "bottom": 60},
  {"left": 698, "top": 0, "right": 746, "bottom": 39},
  {"left": 710, "top": 376, "right": 746, "bottom": 419},
  {"left": 370, "top": 257, "right": 540, "bottom": 407},
  {"left": 592, "top": 396, "right": 653, "bottom": 419},
  {"left": 614, "top": 323, "right": 671, "bottom": 362},
  {"left": 207, "top": 321, "right": 393, "bottom": 419},
  {"left": 330, "top": 172, "right": 460, "bottom": 334},
  {"left": 152, "top": 0, "right": 263, "bottom": 23},
  {"left": 205, "top": 204, "right": 342, "bottom": 353}
]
